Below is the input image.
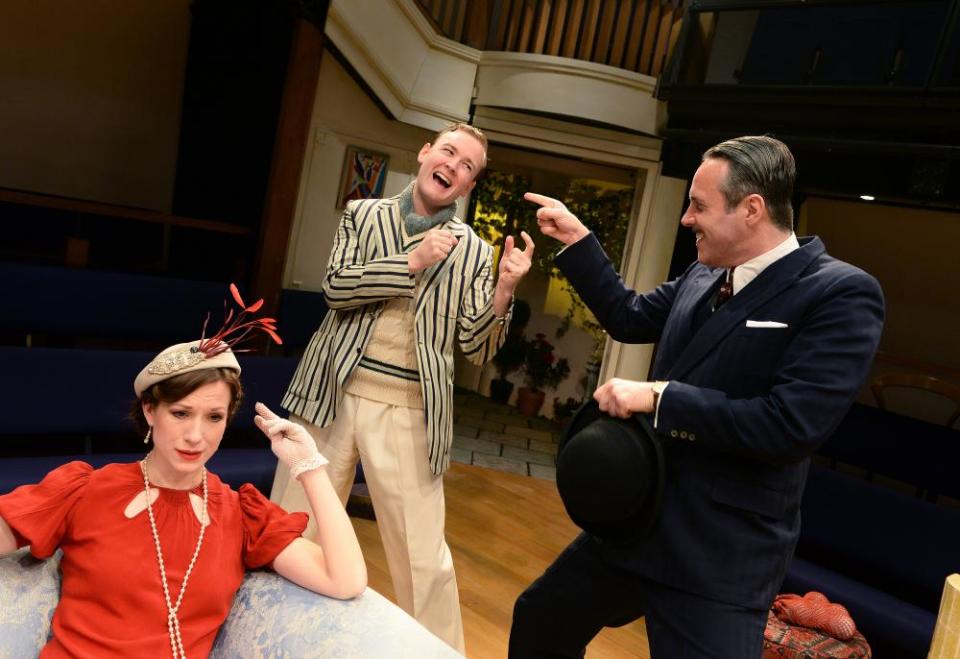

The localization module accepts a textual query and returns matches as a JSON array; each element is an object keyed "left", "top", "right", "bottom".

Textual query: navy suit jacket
[{"left": 556, "top": 234, "right": 884, "bottom": 610}]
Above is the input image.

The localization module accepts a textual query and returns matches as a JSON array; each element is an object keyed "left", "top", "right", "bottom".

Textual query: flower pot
[
  {"left": 489, "top": 378, "right": 514, "bottom": 404},
  {"left": 516, "top": 387, "right": 546, "bottom": 417}
]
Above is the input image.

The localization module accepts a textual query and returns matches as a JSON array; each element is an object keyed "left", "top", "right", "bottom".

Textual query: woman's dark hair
[{"left": 130, "top": 367, "right": 243, "bottom": 434}]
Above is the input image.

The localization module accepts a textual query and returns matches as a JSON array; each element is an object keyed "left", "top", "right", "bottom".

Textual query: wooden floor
[{"left": 351, "top": 462, "right": 650, "bottom": 658}]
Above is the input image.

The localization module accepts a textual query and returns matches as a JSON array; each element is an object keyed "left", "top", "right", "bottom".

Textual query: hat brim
[
  {"left": 133, "top": 340, "right": 241, "bottom": 397},
  {"left": 557, "top": 400, "right": 665, "bottom": 540}
]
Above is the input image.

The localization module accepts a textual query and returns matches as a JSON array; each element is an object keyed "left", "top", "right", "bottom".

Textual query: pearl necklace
[{"left": 140, "top": 456, "right": 208, "bottom": 659}]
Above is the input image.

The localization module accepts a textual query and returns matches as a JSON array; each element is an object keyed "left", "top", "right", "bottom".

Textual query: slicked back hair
[
  {"left": 703, "top": 135, "right": 796, "bottom": 231},
  {"left": 433, "top": 122, "right": 488, "bottom": 174}
]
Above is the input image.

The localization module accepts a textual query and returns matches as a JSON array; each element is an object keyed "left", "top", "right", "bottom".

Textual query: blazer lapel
[
  {"left": 415, "top": 220, "right": 467, "bottom": 316},
  {"left": 381, "top": 199, "right": 405, "bottom": 255},
  {"left": 666, "top": 238, "right": 823, "bottom": 381}
]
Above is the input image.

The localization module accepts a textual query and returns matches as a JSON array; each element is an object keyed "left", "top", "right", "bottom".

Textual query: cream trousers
[{"left": 270, "top": 392, "right": 465, "bottom": 654}]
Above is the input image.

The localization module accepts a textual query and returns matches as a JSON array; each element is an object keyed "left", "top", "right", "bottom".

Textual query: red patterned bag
[
  {"left": 773, "top": 592, "right": 857, "bottom": 640},
  {"left": 763, "top": 592, "right": 872, "bottom": 658}
]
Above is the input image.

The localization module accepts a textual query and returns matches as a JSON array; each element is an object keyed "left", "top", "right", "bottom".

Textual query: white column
[{"left": 599, "top": 168, "right": 688, "bottom": 384}]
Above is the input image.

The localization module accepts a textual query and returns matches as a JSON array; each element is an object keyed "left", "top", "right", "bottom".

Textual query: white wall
[
  {"left": 0, "top": 0, "right": 190, "bottom": 211},
  {"left": 285, "top": 50, "right": 461, "bottom": 290},
  {"left": 325, "top": 0, "right": 477, "bottom": 131},
  {"left": 327, "top": 0, "right": 667, "bottom": 137},
  {"left": 802, "top": 197, "right": 960, "bottom": 423},
  {"left": 600, "top": 172, "right": 688, "bottom": 384},
  {"left": 475, "top": 52, "right": 664, "bottom": 136}
]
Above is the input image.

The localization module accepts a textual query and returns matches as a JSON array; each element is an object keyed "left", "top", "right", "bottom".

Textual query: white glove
[{"left": 254, "top": 402, "right": 328, "bottom": 478}]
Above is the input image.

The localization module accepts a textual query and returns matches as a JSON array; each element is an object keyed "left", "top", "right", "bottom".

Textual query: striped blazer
[{"left": 282, "top": 192, "right": 508, "bottom": 474}]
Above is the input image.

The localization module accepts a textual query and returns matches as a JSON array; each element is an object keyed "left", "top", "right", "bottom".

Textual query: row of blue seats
[
  {"left": 0, "top": 346, "right": 301, "bottom": 496},
  {"left": 0, "top": 346, "right": 298, "bottom": 435},
  {"left": 0, "top": 451, "right": 279, "bottom": 498},
  {"left": 1, "top": 261, "right": 327, "bottom": 353},
  {"left": 818, "top": 402, "right": 960, "bottom": 500},
  {"left": 787, "top": 464, "right": 960, "bottom": 658},
  {"left": 801, "top": 401, "right": 960, "bottom": 656}
]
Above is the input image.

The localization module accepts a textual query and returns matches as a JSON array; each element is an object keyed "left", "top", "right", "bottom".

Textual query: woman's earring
[{"left": 144, "top": 427, "right": 152, "bottom": 444}]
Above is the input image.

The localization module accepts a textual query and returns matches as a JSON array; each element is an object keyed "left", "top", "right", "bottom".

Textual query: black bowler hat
[{"left": 556, "top": 400, "right": 665, "bottom": 540}]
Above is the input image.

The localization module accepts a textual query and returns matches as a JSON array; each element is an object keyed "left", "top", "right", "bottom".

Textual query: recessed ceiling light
[{"left": 860, "top": 195, "right": 875, "bottom": 201}]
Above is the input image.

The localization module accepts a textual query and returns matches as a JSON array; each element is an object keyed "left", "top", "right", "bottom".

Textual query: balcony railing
[{"left": 415, "top": 0, "right": 689, "bottom": 78}]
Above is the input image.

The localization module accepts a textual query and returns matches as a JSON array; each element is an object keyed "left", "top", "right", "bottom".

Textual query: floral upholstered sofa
[{"left": 0, "top": 548, "right": 461, "bottom": 658}]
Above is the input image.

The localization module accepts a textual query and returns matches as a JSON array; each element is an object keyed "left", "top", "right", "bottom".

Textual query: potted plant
[
  {"left": 553, "top": 396, "right": 583, "bottom": 428},
  {"left": 489, "top": 299, "right": 531, "bottom": 403},
  {"left": 517, "top": 333, "right": 571, "bottom": 416}
]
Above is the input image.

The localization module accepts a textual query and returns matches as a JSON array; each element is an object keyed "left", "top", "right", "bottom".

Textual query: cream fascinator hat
[{"left": 134, "top": 284, "right": 281, "bottom": 396}]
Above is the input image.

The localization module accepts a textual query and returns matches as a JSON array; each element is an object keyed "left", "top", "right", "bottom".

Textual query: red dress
[{"left": 0, "top": 461, "right": 308, "bottom": 658}]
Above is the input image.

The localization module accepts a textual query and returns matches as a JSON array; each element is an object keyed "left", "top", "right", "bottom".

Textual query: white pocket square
[{"left": 745, "top": 320, "right": 788, "bottom": 328}]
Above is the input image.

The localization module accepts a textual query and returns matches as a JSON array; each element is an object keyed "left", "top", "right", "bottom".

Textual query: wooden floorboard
[{"left": 351, "top": 462, "right": 650, "bottom": 658}]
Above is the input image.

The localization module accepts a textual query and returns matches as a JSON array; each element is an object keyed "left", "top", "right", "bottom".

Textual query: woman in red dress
[{"left": 0, "top": 290, "right": 367, "bottom": 658}]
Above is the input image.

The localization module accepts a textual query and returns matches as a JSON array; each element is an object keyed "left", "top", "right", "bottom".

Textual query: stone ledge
[
  {"left": 505, "top": 425, "right": 556, "bottom": 442},
  {"left": 529, "top": 464, "right": 557, "bottom": 481},
  {"left": 528, "top": 439, "right": 559, "bottom": 456},
  {"left": 452, "top": 435, "right": 500, "bottom": 456},
  {"left": 472, "top": 454, "right": 528, "bottom": 476},
  {"left": 478, "top": 430, "right": 528, "bottom": 449},
  {"left": 502, "top": 446, "right": 555, "bottom": 467}
]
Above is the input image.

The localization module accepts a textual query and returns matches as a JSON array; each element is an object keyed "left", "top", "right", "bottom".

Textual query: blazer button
[
  {"left": 670, "top": 430, "right": 678, "bottom": 438},
  {"left": 689, "top": 433, "right": 696, "bottom": 441},
  {"left": 679, "top": 431, "right": 688, "bottom": 439},
  {"left": 356, "top": 348, "right": 362, "bottom": 354}
]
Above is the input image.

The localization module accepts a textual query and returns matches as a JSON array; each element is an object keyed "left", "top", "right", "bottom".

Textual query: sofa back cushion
[{"left": 799, "top": 465, "right": 960, "bottom": 611}]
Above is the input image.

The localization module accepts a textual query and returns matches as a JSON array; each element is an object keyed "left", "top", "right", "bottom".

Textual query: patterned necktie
[{"left": 715, "top": 267, "right": 735, "bottom": 309}]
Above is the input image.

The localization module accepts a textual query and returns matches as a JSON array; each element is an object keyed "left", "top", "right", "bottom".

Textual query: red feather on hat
[{"left": 198, "top": 284, "right": 283, "bottom": 357}]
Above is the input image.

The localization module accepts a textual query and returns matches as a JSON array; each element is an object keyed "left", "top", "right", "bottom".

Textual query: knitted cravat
[{"left": 399, "top": 182, "right": 456, "bottom": 235}]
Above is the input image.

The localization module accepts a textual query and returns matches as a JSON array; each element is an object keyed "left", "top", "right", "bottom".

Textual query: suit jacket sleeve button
[
  {"left": 679, "top": 431, "right": 688, "bottom": 439},
  {"left": 689, "top": 433, "right": 696, "bottom": 441},
  {"left": 670, "top": 430, "right": 678, "bottom": 438}
]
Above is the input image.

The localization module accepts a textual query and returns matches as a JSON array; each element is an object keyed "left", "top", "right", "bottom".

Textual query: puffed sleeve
[
  {"left": 238, "top": 483, "right": 309, "bottom": 569},
  {"left": 0, "top": 461, "right": 93, "bottom": 558}
]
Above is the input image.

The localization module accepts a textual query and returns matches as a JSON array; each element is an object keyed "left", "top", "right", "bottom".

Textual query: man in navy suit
[{"left": 511, "top": 136, "right": 884, "bottom": 658}]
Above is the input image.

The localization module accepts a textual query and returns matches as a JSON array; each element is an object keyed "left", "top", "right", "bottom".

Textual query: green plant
[
  {"left": 555, "top": 181, "right": 633, "bottom": 360},
  {"left": 472, "top": 173, "right": 633, "bottom": 366},
  {"left": 522, "top": 333, "right": 570, "bottom": 391},
  {"left": 470, "top": 170, "right": 531, "bottom": 246}
]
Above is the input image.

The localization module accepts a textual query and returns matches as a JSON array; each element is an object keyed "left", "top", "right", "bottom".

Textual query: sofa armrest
[
  {"left": 0, "top": 549, "right": 60, "bottom": 656},
  {"left": 0, "top": 549, "right": 461, "bottom": 658},
  {"left": 212, "top": 570, "right": 462, "bottom": 657}
]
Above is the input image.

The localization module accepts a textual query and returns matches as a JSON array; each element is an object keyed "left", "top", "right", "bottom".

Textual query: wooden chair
[{"left": 871, "top": 373, "right": 960, "bottom": 428}]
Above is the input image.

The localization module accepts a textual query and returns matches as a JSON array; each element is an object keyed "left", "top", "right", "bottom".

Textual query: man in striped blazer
[{"left": 272, "top": 123, "right": 534, "bottom": 652}]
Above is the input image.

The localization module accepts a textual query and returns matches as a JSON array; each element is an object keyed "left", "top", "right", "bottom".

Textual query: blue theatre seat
[{"left": 783, "top": 465, "right": 960, "bottom": 658}]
